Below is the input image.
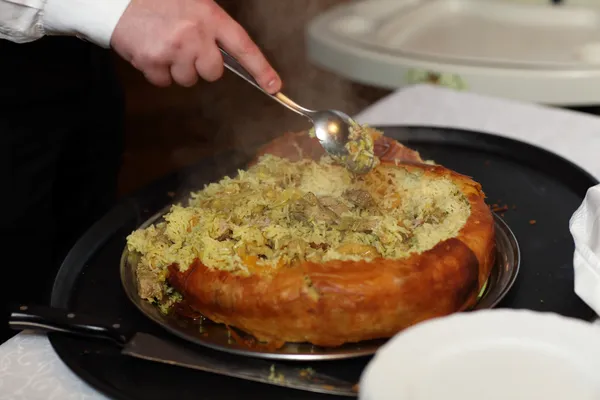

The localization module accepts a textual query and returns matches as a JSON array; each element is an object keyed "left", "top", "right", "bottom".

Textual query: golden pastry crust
[{"left": 165, "top": 131, "right": 496, "bottom": 347}]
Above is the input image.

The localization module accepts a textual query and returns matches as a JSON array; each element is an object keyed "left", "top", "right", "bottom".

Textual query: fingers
[
  {"left": 194, "top": 42, "right": 224, "bottom": 82},
  {"left": 171, "top": 54, "right": 199, "bottom": 87},
  {"left": 214, "top": 13, "right": 281, "bottom": 93},
  {"left": 131, "top": 59, "right": 172, "bottom": 87},
  {"left": 156, "top": 46, "right": 223, "bottom": 87},
  {"left": 113, "top": 0, "right": 280, "bottom": 90},
  {"left": 145, "top": 68, "right": 173, "bottom": 87},
  {"left": 129, "top": 29, "right": 223, "bottom": 87}
]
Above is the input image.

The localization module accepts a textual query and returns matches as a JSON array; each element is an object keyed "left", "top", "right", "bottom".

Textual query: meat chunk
[
  {"left": 343, "top": 189, "right": 375, "bottom": 209},
  {"left": 290, "top": 193, "right": 338, "bottom": 224},
  {"left": 137, "top": 266, "right": 164, "bottom": 301},
  {"left": 216, "top": 230, "right": 233, "bottom": 241},
  {"left": 319, "top": 196, "right": 351, "bottom": 216},
  {"left": 209, "top": 219, "right": 232, "bottom": 241},
  {"left": 352, "top": 218, "right": 379, "bottom": 233},
  {"left": 310, "top": 242, "right": 329, "bottom": 251},
  {"left": 302, "top": 192, "right": 319, "bottom": 206}
]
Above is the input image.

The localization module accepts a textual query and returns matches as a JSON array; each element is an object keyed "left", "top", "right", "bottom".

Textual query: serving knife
[{"left": 9, "top": 304, "right": 358, "bottom": 397}]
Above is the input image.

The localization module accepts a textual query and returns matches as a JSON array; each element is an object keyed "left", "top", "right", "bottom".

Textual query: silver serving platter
[{"left": 120, "top": 211, "right": 520, "bottom": 361}]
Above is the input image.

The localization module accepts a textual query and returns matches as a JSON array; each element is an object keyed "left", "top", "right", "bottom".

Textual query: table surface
[{"left": 3, "top": 84, "right": 600, "bottom": 400}]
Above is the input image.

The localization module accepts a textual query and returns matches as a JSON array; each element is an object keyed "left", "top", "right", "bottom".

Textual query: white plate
[
  {"left": 359, "top": 309, "right": 600, "bottom": 400},
  {"left": 306, "top": 0, "right": 600, "bottom": 105}
]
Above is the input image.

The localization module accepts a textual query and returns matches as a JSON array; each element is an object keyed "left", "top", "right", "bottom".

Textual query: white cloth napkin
[{"left": 570, "top": 185, "right": 600, "bottom": 316}]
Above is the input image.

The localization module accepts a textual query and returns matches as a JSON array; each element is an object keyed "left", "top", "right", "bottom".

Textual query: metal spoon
[{"left": 219, "top": 47, "right": 375, "bottom": 174}]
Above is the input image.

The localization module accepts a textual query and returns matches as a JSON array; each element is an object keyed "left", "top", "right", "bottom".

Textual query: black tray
[{"left": 49, "top": 126, "right": 598, "bottom": 400}]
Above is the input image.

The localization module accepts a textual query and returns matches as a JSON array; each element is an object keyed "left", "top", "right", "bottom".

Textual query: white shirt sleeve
[{"left": 0, "top": 0, "right": 131, "bottom": 48}]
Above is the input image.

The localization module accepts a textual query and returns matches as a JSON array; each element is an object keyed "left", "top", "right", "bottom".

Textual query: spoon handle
[{"left": 218, "top": 47, "right": 313, "bottom": 119}]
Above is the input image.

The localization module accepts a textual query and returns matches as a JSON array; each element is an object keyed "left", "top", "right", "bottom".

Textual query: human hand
[{"left": 110, "top": 0, "right": 281, "bottom": 92}]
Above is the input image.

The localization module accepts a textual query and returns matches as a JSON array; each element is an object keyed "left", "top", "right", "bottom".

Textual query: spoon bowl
[
  {"left": 309, "top": 109, "right": 353, "bottom": 157},
  {"left": 311, "top": 110, "right": 376, "bottom": 174}
]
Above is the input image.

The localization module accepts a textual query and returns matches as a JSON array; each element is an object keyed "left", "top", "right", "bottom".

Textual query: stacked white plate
[
  {"left": 306, "top": 0, "right": 600, "bottom": 105},
  {"left": 359, "top": 309, "right": 600, "bottom": 399}
]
